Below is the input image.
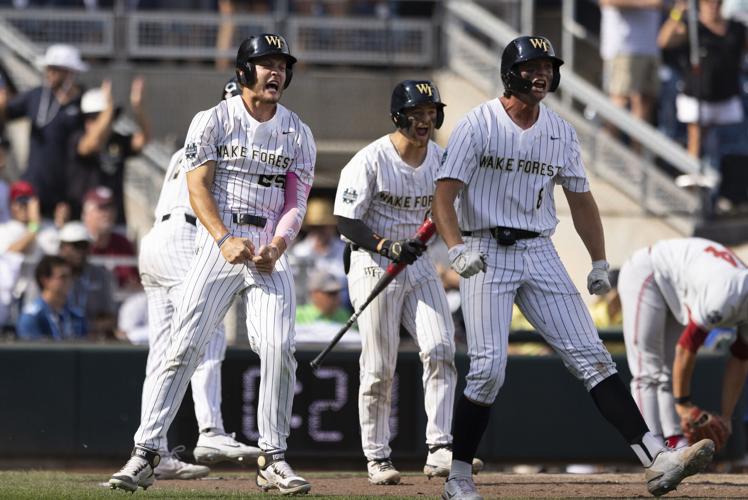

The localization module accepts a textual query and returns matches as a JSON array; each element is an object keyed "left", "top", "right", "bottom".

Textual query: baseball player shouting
[
  {"left": 334, "top": 80, "right": 482, "bottom": 485},
  {"left": 432, "top": 35, "right": 714, "bottom": 500},
  {"left": 619, "top": 237, "right": 748, "bottom": 451},
  {"left": 133, "top": 78, "right": 261, "bottom": 481},
  {"left": 110, "top": 34, "right": 315, "bottom": 495}
]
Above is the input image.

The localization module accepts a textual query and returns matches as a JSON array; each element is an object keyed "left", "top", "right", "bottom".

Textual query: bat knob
[{"left": 309, "top": 360, "right": 320, "bottom": 370}]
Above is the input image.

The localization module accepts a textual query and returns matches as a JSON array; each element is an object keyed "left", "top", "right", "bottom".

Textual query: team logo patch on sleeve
[
  {"left": 342, "top": 188, "right": 358, "bottom": 204},
  {"left": 185, "top": 143, "right": 198, "bottom": 160}
]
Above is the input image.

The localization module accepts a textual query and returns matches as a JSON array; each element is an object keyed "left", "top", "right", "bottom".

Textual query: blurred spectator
[
  {"left": 215, "top": 0, "right": 273, "bottom": 70},
  {"left": 117, "top": 288, "right": 149, "bottom": 345},
  {"left": 16, "top": 255, "right": 86, "bottom": 341},
  {"left": 590, "top": 268, "right": 622, "bottom": 329},
  {"left": 290, "top": 197, "right": 347, "bottom": 303},
  {"left": 659, "top": 0, "right": 747, "bottom": 158},
  {"left": 295, "top": 269, "right": 360, "bottom": 345},
  {"left": 0, "top": 253, "right": 23, "bottom": 328},
  {"left": 0, "top": 136, "right": 9, "bottom": 224},
  {"left": 599, "top": 0, "right": 662, "bottom": 133},
  {"left": 0, "top": 181, "right": 59, "bottom": 258},
  {"left": 82, "top": 186, "right": 139, "bottom": 289},
  {"left": 0, "top": 44, "right": 86, "bottom": 218},
  {"left": 56, "top": 221, "right": 117, "bottom": 340},
  {"left": 68, "top": 77, "right": 151, "bottom": 224}
]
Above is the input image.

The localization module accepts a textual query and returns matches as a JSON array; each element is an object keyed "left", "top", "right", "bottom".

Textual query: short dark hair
[{"left": 35, "top": 255, "right": 70, "bottom": 288}]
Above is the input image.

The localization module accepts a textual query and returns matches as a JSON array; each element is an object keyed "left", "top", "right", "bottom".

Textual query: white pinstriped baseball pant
[
  {"left": 460, "top": 234, "right": 618, "bottom": 405},
  {"left": 138, "top": 217, "right": 227, "bottom": 453},
  {"left": 135, "top": 219, "right": 298, "bottom": 453},
  {"left": 618, "top": 247, "right": 682, "bottom": 439},
  {"left": 348, "top": 250, "right": 457, "bottom": 461}
]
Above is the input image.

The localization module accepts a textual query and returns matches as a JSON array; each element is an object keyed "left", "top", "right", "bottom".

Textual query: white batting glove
[
  {"left": 587, "top": 260, "right": 611, "bottom": 295},
  {"left": 448, "top": 244, "right": 486, "bottom": 278}
]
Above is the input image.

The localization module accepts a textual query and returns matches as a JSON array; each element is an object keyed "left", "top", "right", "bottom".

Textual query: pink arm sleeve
[{"left": 274, "top": 171, "right": 312, "bottom": 246}]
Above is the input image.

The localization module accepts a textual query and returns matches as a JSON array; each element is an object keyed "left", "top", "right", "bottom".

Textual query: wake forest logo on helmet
[
  {"left": 265, "top": 35, "right": 283, "bottom": 49},
  {"left": 416, "top": 83, "right": 433, "bottom": 96},
  {"left": 529, "top": 38, "right": 551, "bottom": 52}
]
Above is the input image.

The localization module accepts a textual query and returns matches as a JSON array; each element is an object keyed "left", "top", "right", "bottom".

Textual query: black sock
[
  {"left": 452, "top": 395, "right": 491, "bottom": 463},
  {"left": 589, "top": 374, "right": 649, "bottom": 443}
]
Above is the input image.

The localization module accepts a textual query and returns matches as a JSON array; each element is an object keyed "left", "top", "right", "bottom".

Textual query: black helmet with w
[
  {"left": 390, "top": 80, "right": 447, "bottom": 130},
  {"left": 235, "top": 33, "right": 297, "bottom": 89},
  {"left": 500, "top": 36, "right": 564, "bottom": 94}
]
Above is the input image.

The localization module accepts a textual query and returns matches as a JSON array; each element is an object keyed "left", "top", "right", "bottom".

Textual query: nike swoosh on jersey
[{"left": 550, "top": 136, "right": 559, "bottom": 140}]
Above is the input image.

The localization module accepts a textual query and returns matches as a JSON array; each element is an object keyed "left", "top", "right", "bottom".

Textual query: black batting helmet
[
  {"left": 235, "top": 33, "right": 297, "bottom": 89},
  {"left": 221, "top": 77, "right": 241, "bottom": 101},
  {"left": 390, "top": 80, "right": 446, "bottom": 130},
  {"left": 501, "top": 36, "right": 564, "bottom": 94}
]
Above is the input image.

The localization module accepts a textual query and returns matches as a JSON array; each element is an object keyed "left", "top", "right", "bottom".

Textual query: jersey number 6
[{"left": 536, "top": 188, "right": 544, "bottom": 209}]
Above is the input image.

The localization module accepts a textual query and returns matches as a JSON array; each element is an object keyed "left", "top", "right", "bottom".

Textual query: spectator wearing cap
[
  {"left": 53, "top": 221, "right": 117, "bottom": 340},
  {"left": 16, "top": 255, "right": 86, "bottom": 341},
  {"left": 82, "top": 186, "right": 139, "bottom": 289},
  {"left": 289, "top": 197, "right": 347, "bottom": 303},
  {"left": 68, "top": 77, "right": 150, "bottom": 224},
  {"left": 0, "top": 44, "right": 86, "bottom": 218},
  {"left": 295, "top": 269, "right": 359, "bottom": 344},
  {"left": 0, "top": 181, "right": 54, "bottom": 326}
]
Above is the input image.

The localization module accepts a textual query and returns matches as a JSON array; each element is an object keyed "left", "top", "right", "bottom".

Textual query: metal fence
[{"left": 0, "top": 7, "right": 441, "bottom": 66}]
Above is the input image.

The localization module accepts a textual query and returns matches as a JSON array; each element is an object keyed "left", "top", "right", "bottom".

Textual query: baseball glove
[{"left": 681, "top": 406, "right": 730, "bottom": 451}]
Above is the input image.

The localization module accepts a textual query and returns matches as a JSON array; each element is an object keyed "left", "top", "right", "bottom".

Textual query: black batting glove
[{"left": 379, "top": 238, "right": 426, "bottom": 265}]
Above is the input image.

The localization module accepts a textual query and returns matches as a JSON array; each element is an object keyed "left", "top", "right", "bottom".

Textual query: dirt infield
[{"left": 151, "top": 471, "right": 748, "bottom": 498}]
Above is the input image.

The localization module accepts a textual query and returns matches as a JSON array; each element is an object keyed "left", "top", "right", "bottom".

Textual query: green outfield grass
[{"left": 0, "top": 471, "right": 426, "bottom": 499}]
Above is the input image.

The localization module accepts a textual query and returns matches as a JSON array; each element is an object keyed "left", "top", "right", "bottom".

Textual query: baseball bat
[{"left": 309, "top": 217, "right": 437, "bottom": 370}]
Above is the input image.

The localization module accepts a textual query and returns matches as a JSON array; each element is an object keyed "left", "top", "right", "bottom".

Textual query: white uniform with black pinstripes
[
  {"left": 138, "top": 148, "right": 227, "bottom": 451},
  {"left": 618, "top": 237, "right": 748, "bottom": 439},
  {"left": 134, "top": 96, "right": 316, "bottom": 453},
  {"left": 334, "top": 135, "right": 457, "bottom": 461},
  {"left": 438, "top": 99, "right": 617, "bottom": 405}
]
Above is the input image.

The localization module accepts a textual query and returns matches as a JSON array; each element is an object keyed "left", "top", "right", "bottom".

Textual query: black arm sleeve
[{"left": 336, "top": 215, "right": 383, "bottom": 254}]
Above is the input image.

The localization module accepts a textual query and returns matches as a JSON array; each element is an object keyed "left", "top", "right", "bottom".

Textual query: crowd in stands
[
  {"left": 599, "top": 0, "right": 748, "bottom": 211},
  {"left": 2, "top": 0, "right": 747, "bottom": 342}
]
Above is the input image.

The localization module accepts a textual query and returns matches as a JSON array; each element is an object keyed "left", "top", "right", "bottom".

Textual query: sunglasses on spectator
[{"left": 14, "top": 196, "right": 31, "bottom": 205}]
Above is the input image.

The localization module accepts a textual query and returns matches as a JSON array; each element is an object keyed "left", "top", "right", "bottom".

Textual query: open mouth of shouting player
[
  {"left": 249, "top": 55, "right": 287, "bottom": 104},
  {"left": 402, "top": 103, "right": 438, "bottom": 147},
  {"left": 518, "top": 58, "right": 553, "bottom": 103}
]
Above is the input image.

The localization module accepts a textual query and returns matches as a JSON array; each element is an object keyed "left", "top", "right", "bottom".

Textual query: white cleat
[
  {"left": 256, "top": 450, "right": 311, "bottom": 495},
  {"left": 423, "top": 445, "right": 484, "bottom": 479},
  {"left": 645, "top": 438, "right": 714, "bottom": 497},
  {"left": 108, "top": 447, "right": 160, "bottom": 492},
  {"left": 442, "top": 475, "right": 483, "bottom": 500},
  {"left": 367, "top": 458, "right": 401, "bottom": 485},
  {"left": 154, "top": 446, "right": 210, "bottom": 479},
  {"left": 193, "top": 429, "right": 261, "bottom": 465}
]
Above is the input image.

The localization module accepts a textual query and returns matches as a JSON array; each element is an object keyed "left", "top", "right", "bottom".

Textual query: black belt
[
  {"left": 232, "top": 213, "right": 267, "bottom": 227},
  {"left": 161, "top": 213, "right": 197, "bottom": 226},
  {"left": 461, "top": 226, "right": 539, "bottom": 246}
]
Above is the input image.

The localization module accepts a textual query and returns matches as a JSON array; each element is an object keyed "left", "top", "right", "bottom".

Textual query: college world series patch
[
  {"left": 185, "top": 142, "right": 198, "bottom": 160},
  {"left": 342, "top": 188, "right": 358, "bottom": 204}
]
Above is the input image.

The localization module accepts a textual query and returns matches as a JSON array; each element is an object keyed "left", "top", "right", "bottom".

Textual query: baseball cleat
[
  {"left": 154, "top": 446, "right": 210, "bottom": 479},
  {"left": 367, "top": 458, "right": 401, "bottom": 485},
  {"left": 645, "top": 438, "right": 714, "bottom": 496},
  {"left": 193, "top": 429, "right": 261, "bottom": 464},
  {"left": 256, "top": 450, "right": 311, "bottom": 495},
  {"left": 442, "top": 475, "right": 483, "bottom": 500},
  {"left": 424, "top": 444, "right": 484, "bottom": 478},
  {"left": 109, "top": 446, "right": 160, "bottom": 492}
]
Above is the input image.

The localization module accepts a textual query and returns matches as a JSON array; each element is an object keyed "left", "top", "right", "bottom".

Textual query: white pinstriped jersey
[
  {"left": 437, "top": 99, "right": 588, "bottom": 235},
  {"left": 154, "top": 148, "right": 193, "bottom": 220},
  {"left": 334, "top": 135, "right": 442, "bottom": 241},
  {"left": 649, "top": 238, "right": 748, "bottom": 329},
  {"left": 182, "top": 95, "right": 315, "bottom": 221}
]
